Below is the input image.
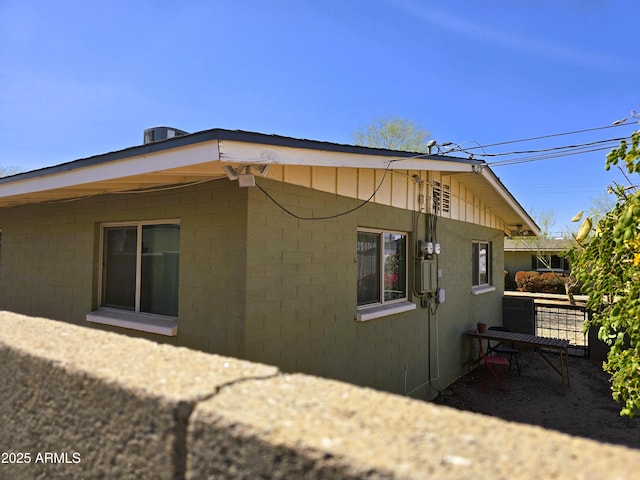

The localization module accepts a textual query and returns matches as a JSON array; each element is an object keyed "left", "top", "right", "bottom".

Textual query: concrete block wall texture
[
  {"left": 1, "top": 312, "right": 639, "bottom": 480},
  {"left": 245, "top": 179, "right": 434, "bottom": 396},
  {"left": 434, "top": 217, "right": 506, "bottom": 374},
  {"left": 243, "top": 180, "right": 508, "bottom": 399},
  {"left": 0, "top": 176, "right": 506, "bottom": 404},
  {"left": 0, "top": 179, "right": 248, "bottom": 357}
]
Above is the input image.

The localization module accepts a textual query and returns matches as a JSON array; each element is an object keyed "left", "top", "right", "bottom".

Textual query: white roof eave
[
  {"left": 218, "top": 140, "right": 478, "bottom": 173},
  {"left": 0, "top": 136, "right": 535, "bottom": 235},
  {"left": 0, "top": 141, "right": 221, "bottom": 201}
]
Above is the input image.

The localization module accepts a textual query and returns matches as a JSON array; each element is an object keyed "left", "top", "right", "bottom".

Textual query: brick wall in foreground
[{"left": 0, "top": 311, "right": 638, "bottom": 479}]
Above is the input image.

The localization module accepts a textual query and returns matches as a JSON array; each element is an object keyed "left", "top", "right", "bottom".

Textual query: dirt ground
[{"left": 438, "top": 350, "right": 640, "bottom": 450}]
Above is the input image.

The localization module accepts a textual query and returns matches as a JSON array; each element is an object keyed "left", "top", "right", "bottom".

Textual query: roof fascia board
[
  {"left": 0, "top": 128, "right": 482, "bottom": 188},
  {"left": 198, "top": 129, "right": 479, "bottom": 162},
  {"left": 219, "top": 140, "right": 476, "bottom": 173},
  {"left": 0, "top": 141, "right": 220, "bottom": 199}
]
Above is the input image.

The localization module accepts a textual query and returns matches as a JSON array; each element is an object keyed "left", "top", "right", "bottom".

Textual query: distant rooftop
[{"left": 504, "top": 237, "right": 576, "bottom": 252}]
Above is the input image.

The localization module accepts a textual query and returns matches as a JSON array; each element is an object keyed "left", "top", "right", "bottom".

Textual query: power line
[
  {"left": 435, "top": 121, "right": 639, "bottom": 168},
  {"left": 472, "top": 136, "right": 626, "bottom": 158},
  {"left": 255, "top": 160, "right": 395, "bottom": 220},
  {"left": 462, "top": 122, "right": 636, "bottom": 152},
  {"left": 487, "top": 145, "right": 617, "bottom": 167},
  {"left": 439, "top": 123, "right": 639, "bottom": 168}
]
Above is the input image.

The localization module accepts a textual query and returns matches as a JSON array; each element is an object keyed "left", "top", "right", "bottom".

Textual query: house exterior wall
[
  {"left": 0, "top": 179, "right": 249, "bottom": 357},
  {"left": 435, "top": 218, "right": 505, "bottom": 372},
  {"left": 504, "top": 251, "right": 534, "bottom": 287},
  {"left": 504, "top": 249, "right": 571, "bottom": 288},
  {"left": 244, "top": 178, "right": 428, "bottom": 394},
  {"left": 242, "top": 178, "right": 504, "bottom": 397},
  {"left": 0, "top": 176, "right": 505, "bottom": 399}
]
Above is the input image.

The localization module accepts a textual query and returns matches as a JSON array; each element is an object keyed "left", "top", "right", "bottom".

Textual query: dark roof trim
[{"left": 0, "top": 128, "right": 483, "bottom": 185}]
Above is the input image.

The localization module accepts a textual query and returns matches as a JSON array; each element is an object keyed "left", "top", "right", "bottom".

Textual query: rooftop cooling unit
[{"left": 143, "top": 126, "right": 189, "bottom": 144}]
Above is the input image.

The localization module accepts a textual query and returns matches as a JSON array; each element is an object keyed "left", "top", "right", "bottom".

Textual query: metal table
[{"left": 467, "top": 329, "right": 570, "bottom": 394}]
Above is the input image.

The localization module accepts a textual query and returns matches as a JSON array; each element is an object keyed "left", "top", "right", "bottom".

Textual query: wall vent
[
  {"left": 143, "top": 126, "right": 189, "bottom": 144},
  {"left": 432, "top": 181, "right": 451, "bottom": 215}
]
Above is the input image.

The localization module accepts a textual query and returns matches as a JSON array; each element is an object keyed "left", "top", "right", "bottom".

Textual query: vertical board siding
[
  {"left": 275, "top": 165, "right": 508, "bottom": 232},
  {"left": 357, "top": 169, "right": 375, "bottom": 201},
  {"left": 391, "top": 171, "right": 409, "bottom": 210},
  {"left": 336, "top": 168, "right": 358, "bottom": 199},
  {"left": 374, "top": 168, "right": 392, "bottom": 206}
]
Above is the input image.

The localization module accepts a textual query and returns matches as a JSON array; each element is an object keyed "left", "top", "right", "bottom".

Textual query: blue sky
[{"left": 1, "top": 0, "right": 638, "bottom": 233}]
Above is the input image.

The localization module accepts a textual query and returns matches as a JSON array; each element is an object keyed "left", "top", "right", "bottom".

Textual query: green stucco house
[
  {"left": 0, "top": 127, "right": 538, "bottom": 399},
  {"left": 504, "top": 237, "right": 575, "bottom": 289}
]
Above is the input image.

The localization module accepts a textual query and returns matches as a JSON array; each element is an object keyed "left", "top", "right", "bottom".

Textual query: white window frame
[
  {"left": 86, "top": 219, "right": 180, "bottom": 336},
  {"left": 472, "top": 240, "right": 495, "bottom": 295},
  {"left": 356, "top": 228, "right": 415, "bottom": 321},
  {"left": 533, "top": 254, "right": 569, "bottom": 272}
]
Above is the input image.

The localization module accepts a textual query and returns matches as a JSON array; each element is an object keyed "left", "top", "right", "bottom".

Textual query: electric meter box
[{"left": 415, "top": 259, "right": 437, "bottom": 293}]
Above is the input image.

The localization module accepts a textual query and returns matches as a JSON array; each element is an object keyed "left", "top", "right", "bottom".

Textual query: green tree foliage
[
  {"left": 352, "top": 117, "right": 431, "bottom": 152},
  {"left": 588, "top": 191, "right": 617, "bottom": 226},
  {"left": 567, "top": 130, "right": 640, "bottom": 416}
]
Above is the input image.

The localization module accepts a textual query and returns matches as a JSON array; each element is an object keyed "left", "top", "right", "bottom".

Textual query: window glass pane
[
  {"left": 384, "top": 233, "right": 406, "bottom": 301},
  {"left": 550, "top": 255, "right": 562, "bottom": 269},
  {"left": 478, "top": 242, "right": 489, "bottom": 285},
  {"left": 473, "top": 242, "right": 490, "bottom": 286},
  {"left": 140, "top": 224, "right": 180, "bottom": 316},
  {"left": 103, "top": 226, "right": 137, "bottom": 310},
  {"left": 472, "top": 243, "right": 479, "bottom": 286},
  {"left": 357, "top": 232, "right": 380, "bottom": 305}
]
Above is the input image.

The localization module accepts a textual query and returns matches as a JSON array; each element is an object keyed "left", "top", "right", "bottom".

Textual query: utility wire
[
  {"left": 439, "top": 122, "right": 638, "bottom": 167},
  {"left": 442, "top": 124, "right": 637, "bottom": 167},
  {"left": 256, "top": 122, "right": 638, "bottom": 212},
  {"left": 462, "top": 122, "right": 636, "bottom": 152},
  {"left": 256, "top": 160, "right": 395, "bottom": 220},
  {"left": 487, "top": 145, "right": 614, "bottom": 167},
  {"left": 468, "top": 136, "right": 626, "bottom": 158}
]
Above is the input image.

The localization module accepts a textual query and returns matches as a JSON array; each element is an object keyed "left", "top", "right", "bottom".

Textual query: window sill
[
  {"left": 86, "top": 309, "right": 178, "bottom": 336},
  {"left": 471, "top": 285, "right": 496, "bottom": 296},
  {"left": 356, "top": 301, "right": 416, "bottom": 322}
]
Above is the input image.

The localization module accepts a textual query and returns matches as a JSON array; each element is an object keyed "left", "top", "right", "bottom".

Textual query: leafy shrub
[
  {"left": 514, "top": 271, "right": 538, "bottom": 291},
  {"left": 514, "top": 271, "right": 571, "bottom": 294},
  {"left": 538, "top": 272, "right": 568, "bottom": 293}
]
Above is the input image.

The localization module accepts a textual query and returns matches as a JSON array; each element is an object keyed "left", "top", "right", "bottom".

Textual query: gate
[
  {"left": 534, "top": 301, "right": 589, "bottom": 357},
  {"left": 503, "top": 295, "right": 591, "bottom": 358}
]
